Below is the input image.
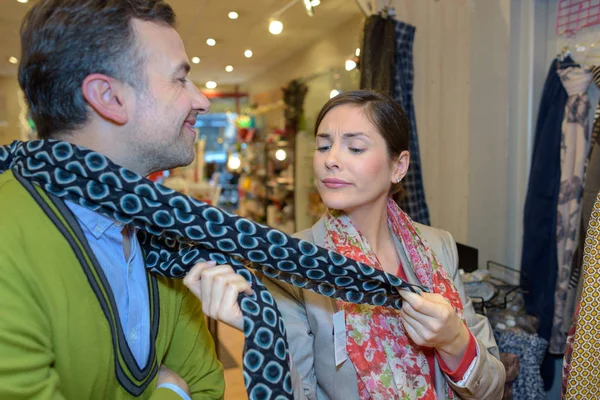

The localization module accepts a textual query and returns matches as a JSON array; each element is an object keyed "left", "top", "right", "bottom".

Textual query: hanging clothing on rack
[
  {"left": 393, "top": 20, "right": 430, "bottom": 225},
  {"left": 562, "top": 65, "right": 600, "bottom": 340},
  {"left": 550, "top": 66, "right": 592, "bottom": 355},
  {"left": 521, "top": 58, "right": 570, "bottom": 343},
  {"left": 359, "top": 14, "right": 396, "bottom": 98},
  {"left": 359, "top": 11, "right": 430, "bottom": 225}
]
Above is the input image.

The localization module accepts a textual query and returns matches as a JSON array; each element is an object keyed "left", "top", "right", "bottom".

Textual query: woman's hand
[
  {"left": 399, "top": 291, "right": 470, "bottom": 371},
  {"left": 183, "top": 261, "right": 253, "bottom": 332}
]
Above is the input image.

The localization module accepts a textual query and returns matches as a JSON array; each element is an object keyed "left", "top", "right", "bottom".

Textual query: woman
[{"left": 184, "top": 90, "right": 505, "bottom": 399}]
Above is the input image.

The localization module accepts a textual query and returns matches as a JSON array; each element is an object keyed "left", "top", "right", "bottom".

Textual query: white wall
[
  {"left": 467, "top": 1, "right": 512, "bottom": 269},
  {"left": 0, "top": 77, "right": 28, "bottom": 145},
  {"left": 378, "top": 0, "right": 516, "bottom": 269}
]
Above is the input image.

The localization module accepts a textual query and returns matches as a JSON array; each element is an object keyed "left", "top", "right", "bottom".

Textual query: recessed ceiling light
[
  {"left": 355, "top": 48, "right": 361, "bottom": 57},
  {"left": 228, "top": 11, "right": 239, "bottom": 19},
  {"left": 8, "top": 57, "right": 18, "bottom": 64},
  {"left": 205, "top": 81, "right": 217, "bottom": 89},
  {"left": 329, "top": 89, "right": 340, "bottom": 98},
  {"left": 244, "top": 49, "right": 253, "bottom": 58},
  {"left": 206, "top": 38, "right": 216, "bottom": 46},
  {"left": 311, "top": 0, "right": 321, "bottom": 5},
  {"left": 269, "top": 20, "right": 284, "bottom": 35},
  {"left": 225, "top": 65, "right": 234, "bottom": 72},
  {"left": 191, "top": 57, "right": 200, "bottom": 64},
  {"left": 17, "top": 0, "right": 29, "bottom": 3},
  {"left": 345, "top": 59, "right": 357, "bottom": 71}
]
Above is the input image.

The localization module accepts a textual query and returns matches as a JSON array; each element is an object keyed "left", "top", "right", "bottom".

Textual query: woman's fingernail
[{"left": 206, "top": 260, "right": 217, "bottom": 266}]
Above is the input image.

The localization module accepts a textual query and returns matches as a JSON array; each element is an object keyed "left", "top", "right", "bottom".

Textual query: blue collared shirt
[{"left": 66, "top": 202, "right": 190, "bottom": 400}]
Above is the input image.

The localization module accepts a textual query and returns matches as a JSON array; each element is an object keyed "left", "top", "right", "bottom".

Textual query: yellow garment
[{"left": 565, "top": 192, "right": 600, "bottom": 398}]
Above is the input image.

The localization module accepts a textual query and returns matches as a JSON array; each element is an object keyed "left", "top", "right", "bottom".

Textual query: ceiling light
[
  {"left": 269, "top": 20, "right": 284, "bottom": 35},
  {"left": 311, "top": 0, "right": 321, "bottom": 5},
  {"left": 303, "top": 0, "right": 314, "bottom": 16},
  {"left": 205, "top": 81, "right": 217, "bottom": 89},
  {"left": 228, "top": 11, "right": 239, "bottom": 19},
  {"left": 244, "top": 49, "right": 253, "bottom": 58},
  {"left": 8, "top": 57, "right": 18, "bottom": 64},
  {"left": 355, "top": 48, "right": 361, "bottom": 57},
  {"left": 275, "top": 149, "right": 287, "bottom": 161},
  {"left": 345, "top": 59, "right": 357, "bottom": 71},
  {"left": 329, "top": 89, "right": 340, "bottom": 98},
  {"left": 17, "top": 0, "right": 29, "bottom": 3},
  {"left": 225, "top": 65, "right": 234, "bottom": 72},
  {"left": 191, "top": 57, "right": 200, "bottom": 64},
  {"left": 206, "top": 38, "right": 216, "bottom": 46}
]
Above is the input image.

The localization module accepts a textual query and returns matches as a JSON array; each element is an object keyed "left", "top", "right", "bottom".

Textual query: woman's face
[{"left": 313, "top": 104, "right": 407, "bottom": 213}]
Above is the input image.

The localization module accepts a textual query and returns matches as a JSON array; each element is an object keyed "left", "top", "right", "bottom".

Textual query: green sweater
[{"left": 0, "top": 170, "right": 225, "bottom": 399}]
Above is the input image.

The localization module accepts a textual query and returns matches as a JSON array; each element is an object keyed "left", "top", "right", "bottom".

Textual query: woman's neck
[{"left": 346, "top": 196, "right": 392, "bottom": 254}]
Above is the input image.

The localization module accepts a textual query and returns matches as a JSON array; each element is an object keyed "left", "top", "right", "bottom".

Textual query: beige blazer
[{"left": 261, "top": 219, "right": 505, "bottom": 400}]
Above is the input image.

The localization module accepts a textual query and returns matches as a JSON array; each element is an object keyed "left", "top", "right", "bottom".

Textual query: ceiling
[{"left": 0, "top": 0, "right": 362, "bottom": 90}]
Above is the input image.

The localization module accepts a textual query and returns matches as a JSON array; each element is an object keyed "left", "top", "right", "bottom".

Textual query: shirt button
[
  {"left": 94, "top": 225, "right": 103, "bottom": 233},
  {"left": 130, "top": 331, "right": 137, "bottom": 341}
]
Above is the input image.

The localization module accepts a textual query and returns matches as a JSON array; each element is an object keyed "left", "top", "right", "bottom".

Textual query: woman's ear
[{"left": 392, "top": 150, "right": 410, "bottom": 184}]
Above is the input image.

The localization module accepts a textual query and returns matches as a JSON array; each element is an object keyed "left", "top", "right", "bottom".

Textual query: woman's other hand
[{"left": 183, "top": 261, "right": 253, "bottom": 331}]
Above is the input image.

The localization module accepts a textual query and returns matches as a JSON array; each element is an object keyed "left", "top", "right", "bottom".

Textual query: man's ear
[{"left": 81, "top": 74, "right": 129, "bottom": 125}]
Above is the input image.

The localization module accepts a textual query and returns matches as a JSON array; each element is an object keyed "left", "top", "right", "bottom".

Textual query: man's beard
[{"left": 132, "top": 125, "right": 196, "bottom": 176}]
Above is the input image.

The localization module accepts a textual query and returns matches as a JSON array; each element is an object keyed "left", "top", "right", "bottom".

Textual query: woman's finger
[
  {"left": 400, "top": 311, "right": 426, "bottom": 346},
  {"left": 183, "top": 260, "right": 217, "bottom": 293}
]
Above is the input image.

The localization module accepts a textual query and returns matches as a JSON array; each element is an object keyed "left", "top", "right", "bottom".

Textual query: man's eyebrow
[{"left": 174, "top": 61, "right": 191, "bottom": 75}]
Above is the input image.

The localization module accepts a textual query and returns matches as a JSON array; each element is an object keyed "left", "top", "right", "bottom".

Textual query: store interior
[{"left": 3, "top": 0, "right": 600, "bottom": 399}]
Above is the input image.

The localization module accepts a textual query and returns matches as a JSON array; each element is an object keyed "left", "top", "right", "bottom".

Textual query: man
[{"left": 0, "top": 1, "right": 224, "bottom": 398}]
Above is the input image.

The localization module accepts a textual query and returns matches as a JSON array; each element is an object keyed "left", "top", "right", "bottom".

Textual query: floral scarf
[{"left": 324, "top": 199, "right": 465, "bottom": 399}]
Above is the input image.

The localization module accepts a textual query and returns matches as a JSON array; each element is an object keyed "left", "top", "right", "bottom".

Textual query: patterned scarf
[
  {"left": 324, "top": 199, "right": 464, "bottom": 400},
  {"left": 563, "top": 192, "right": 600, "bottom": 399},
  {"left": 0, "top": 140, "right": 427, "bottom": 399}
]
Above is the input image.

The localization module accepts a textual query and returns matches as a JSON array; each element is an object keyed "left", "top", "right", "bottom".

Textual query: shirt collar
[{"left": 66, "top": 201, "right": 125, "bottom": 239}]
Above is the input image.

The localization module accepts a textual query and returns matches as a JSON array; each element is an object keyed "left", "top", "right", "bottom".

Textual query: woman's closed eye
[{"left": 349, "top": 147, "right": 366, "bottom": 154}]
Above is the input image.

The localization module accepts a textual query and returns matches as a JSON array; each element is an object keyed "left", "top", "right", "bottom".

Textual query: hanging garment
[
  {"left": 550, "top": 66, "right": 592, "bottom": 355},
  {"left": 562, "top": 66, "right": 600, "bottom": 344},
  {"left": 563, "top": 192, "right": 600, "bottom": 399},
  {"left": 359, "top": 14, "right": 397, "bottom": 98},
  {"left": 562, "top": 65, "right": 600, "bottom": 341},
  {"left": 393, "top": 20, "right": 431, "bottom": 225},
  {"left": 0, "top": 140, "right": 428, "bottom": 400},
  {"left": 325, "top": 200, "right": 464, "bottom": 399},
  {"left": 495, "top": 330, "right": 548, "bottom": 400},
  {"left": 521, "top": 58, "right": 570, "bottom": 342}
]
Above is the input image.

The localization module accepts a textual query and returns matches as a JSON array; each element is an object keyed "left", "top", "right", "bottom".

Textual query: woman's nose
[{"left": 324, "top": 146, "right": 340, "bottom": 170}]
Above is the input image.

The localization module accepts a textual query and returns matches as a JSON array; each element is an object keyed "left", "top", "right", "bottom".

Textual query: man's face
[{"left": 128, "top": 20, "right": 210, "bottom": 175}]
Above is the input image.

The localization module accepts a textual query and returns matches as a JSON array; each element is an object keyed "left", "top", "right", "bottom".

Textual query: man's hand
[
  {"left": 157, "top": 365, "right": 190, "bottom": 396},
  {"left": 183, "top": 261, "right": 253, "bottom": 332}
]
